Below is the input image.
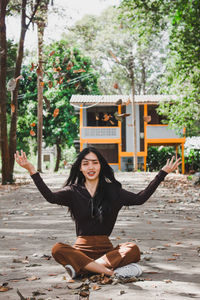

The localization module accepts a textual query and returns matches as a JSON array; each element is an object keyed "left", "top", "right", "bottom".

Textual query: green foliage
[
  {"left": 43, "top": 40, "right": 99, "bottom": 150},
  {"left": 64, "top": 6, "right": 166, "bottom": 95},
  {"left": 7, "top": 39, "right": 17, "bottom": 78},
  {"left": 185, "top": 149, "right": 200, "bottom": 173},
  {"left": 120, "top": 0, "right": 200, "bottom": 136},
  {"left": 17, "top": 41, "right": 99, "bottom": 161},
  {"left": 62, "top": 146, "right": 77, "bottom": 164},
  {"left": 6, "top": 39, "right": 18, "bottom": 113},
  {"left": 146, "top": 146, "right": 176, "bottom": 172},
  {"left": 147, "top": 146, "right": 200, "bottom": 173}
]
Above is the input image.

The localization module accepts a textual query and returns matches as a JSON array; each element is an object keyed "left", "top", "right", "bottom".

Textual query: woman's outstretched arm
[
  {"left": 14, "top": 150, "right": 73, "bottom": 206},
  {"left": 15, "top": 150, "right": 37, "bottom": 175},
  {"left": 120, "top": 156, "right": 182, "bottom": 206},
  {"left": 161, "top": 156, "right": 182, "bottom": 174}
]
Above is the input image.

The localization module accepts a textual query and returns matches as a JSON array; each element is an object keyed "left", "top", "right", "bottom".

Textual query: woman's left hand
[{"left": 162, "top": 156, "right": 182, "bottom": 174}]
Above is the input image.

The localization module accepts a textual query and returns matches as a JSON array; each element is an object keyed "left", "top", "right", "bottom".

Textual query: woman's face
[{"left": 80, "top": 152, "right": 101, "bottom": 182}]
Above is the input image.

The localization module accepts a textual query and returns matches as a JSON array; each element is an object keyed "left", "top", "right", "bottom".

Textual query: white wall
[{"left": 126, "top": 104, "right": 140, "bottom": 152}]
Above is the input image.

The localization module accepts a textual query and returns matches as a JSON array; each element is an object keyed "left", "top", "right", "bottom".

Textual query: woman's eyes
[{"left": 82, "top": 161, "right": 99, "bottom": 165}]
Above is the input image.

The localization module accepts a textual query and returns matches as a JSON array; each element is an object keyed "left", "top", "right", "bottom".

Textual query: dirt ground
[{"left": 0, "top": 171, "right": 200, "bottom": 300}]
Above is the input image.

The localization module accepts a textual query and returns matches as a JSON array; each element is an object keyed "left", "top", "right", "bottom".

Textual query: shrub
[
  {"left": 146, "top": 146, "right": 177, "bottom": 172},
  {"left": 185, "top": 149, "right": 200, "bottom": 173},
  {"left": 147, "top": 145, "right": 200, "bottom": 173}
]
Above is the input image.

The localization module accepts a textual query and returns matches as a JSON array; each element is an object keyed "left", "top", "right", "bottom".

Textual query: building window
[
  {"left": 43, "top": 154, "right": 50, "bottom": 162},
  {"left": 148, "top": 105, "right": 167, "bottom": 124},
  {"left": 87, "top": 106, "right": 118, "bottom": 127},
  {"left": 88, "top": 143, "right": 118, "bottom": 163}
]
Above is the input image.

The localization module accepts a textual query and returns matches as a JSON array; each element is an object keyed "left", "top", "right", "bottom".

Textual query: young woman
[{"left": 15, "top": 147, "right": 181, "bottom": 279}]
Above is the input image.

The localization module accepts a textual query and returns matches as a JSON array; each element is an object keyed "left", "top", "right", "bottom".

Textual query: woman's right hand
[{"left": 14, "top": 150, "right": 37, "bottom": 175}]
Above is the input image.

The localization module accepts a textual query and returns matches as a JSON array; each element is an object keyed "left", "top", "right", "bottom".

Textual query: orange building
[{"left": 70, "top": 95, "right": 185, "bottom": 173}]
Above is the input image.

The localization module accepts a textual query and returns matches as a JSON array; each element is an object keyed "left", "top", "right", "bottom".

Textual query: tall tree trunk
[
  {"left": 36, "top": 0, "right": 48, "bottom": 172},
  {"left": 9, "top": 0, "right": 27, "bottom": 176},
  {"left": 36, "top": 26, "right": 44, "bottom": 173},
  {"left": 8, "top": 0, "right": 41, "bottom": 178},
  {"left": 0, "top": 0, "right": 12, "bottom": 184},
  {"left": 129, "top": 54, "right": 138, "bottom": 171},
  {"left": 54, "top": 142, "right": 61, "bottom": 172},
  {"left": 141, "top": 60, "right": 146, "bottom": 95}
]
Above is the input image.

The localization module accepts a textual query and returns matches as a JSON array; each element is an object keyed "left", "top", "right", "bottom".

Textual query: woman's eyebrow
[{"left": 82, "top": 158, "right": 99, "bottom": 162}]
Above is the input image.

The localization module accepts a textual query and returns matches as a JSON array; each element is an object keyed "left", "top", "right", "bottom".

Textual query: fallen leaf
[
  {"left": 11, "top": 104, "right": 15, "bottom": 113},
  {"left": 79, "top": 290, "right": 90, "bottom": 297},
  {"left": 0, "top": 286, "right": 12, "bottom": 292},
  {"left": 13, "top": 258, "right": 29, "bottom": 264},
  {"left": 26, "top": 276, "right": 39, "bottom": 281},
  {"left": 92, "top": 284, "right": 101, "bottom": 291},
  {"left": 36, "top": 67, "right": 42, "bottom": 76},
  {"left": 67, "top": 283, "right": 82, "bottom": 289},
  {"left": 167, "top": 258, "right": 176, "bottom": 261},
  {"left": 52, "top": 284, "right": 62, "bottom": 289},
  {"left": 32, "top": 290, "right": 46, "bottom": 296},
  {"left": 48, "top": 81, "right": 53, "bottom": 88},
  {"left": 53, "top": 108, "right": 59, "bottom": 118},
  {"left": 108, "top": 50, "right": 120, "bottom": 63},
  {"left": 126, "top": 98, "right": 131, "bottom": 105},
  {"left": 66, "top": 279, "right": 75, "bottom": 283},
  {"left": 57, "top": 76, "right": 64, "bottom": 84},
  {"left": 54, "top": 67, "right": 61, "bottom": 72},
  {"left": 30, "top": 129, "right": 36, "bottom": 137},
  {"left": 164, "top": 279, "right": 172, "bottom": 283},
  {"left": 101, "top": 276, "right": 113, "bottom": 285},
  {"left": 113, "top": 83, "right": 119, "bottom": 89},
  {"left": 168, "top": 199, "right": 177, "bottom": 203},
  {"left": 9, "top": 248, "right": 18, "bottom": 251},
  {"left": 49, "top": 50, "right": 55, "bottom": 56},
  {"left": 66, "top": 61, "right": 73, "bottom": 70},
  {"left": 30, "top": 62, "right": 35, "bottom": 71},
  {"left": 119, "top": 290, "right": 125, "bottom": 295},
  {"left": 73, "top": 69, "right": 86, "bottom": 73}
]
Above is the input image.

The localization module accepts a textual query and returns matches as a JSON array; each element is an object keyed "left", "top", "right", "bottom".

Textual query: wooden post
[
  {"left": 181, "top": 143, "right": 185, "bottom": 174},
  {"left": 129, "top": 54, "right": 138, "bottom": 171}
]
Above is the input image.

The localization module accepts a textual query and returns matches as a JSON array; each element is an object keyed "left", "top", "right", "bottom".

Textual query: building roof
[{"left": 70, "top": 94, "right": 176, "bottom": 106}]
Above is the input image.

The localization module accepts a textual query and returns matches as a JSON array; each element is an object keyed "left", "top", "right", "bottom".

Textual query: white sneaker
[
  {"left": 65, "top": 264, "right": 76, "bottom": 279},
  {"left": 114, "top": 263, "right": 142, "bottom": 278}
]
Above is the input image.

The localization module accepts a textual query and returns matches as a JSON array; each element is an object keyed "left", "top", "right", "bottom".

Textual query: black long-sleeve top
[{"left": 31, "top": 170, "right": 167, "bottom": 236}]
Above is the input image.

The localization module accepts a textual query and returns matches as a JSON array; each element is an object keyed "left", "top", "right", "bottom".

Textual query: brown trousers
[{"left": 52, "top": 235, "right": 140, "bottom": 274}]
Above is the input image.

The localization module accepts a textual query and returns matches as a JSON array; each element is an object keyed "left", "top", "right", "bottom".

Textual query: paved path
[{"left": 0, "top": 171, "right": 200, "bottom": 300}]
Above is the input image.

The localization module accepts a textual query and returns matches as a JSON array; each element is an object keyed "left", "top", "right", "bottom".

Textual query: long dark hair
[{"left": 64, "top": 146, "right": 121, "bottom": 221}]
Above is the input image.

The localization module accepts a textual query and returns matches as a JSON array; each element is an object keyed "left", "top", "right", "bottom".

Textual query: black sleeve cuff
[{"left": 157, "top": 170, "right": 168, "bottom": 181}]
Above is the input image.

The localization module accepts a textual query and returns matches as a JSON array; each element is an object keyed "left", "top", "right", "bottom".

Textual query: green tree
[
  {"left": 17, "top": 41, "right": 99, "bottom": 171},
  {"left": 120, "top": 0, "right": 200, "bottom": 136},
  {"left": 0, "top": 0, "right": 43, "bottom": 184},
  {"left": 43, "top": 41, "right": 99, "bottom": 171},
  {"left": 64, "top": 6, "right": 166, "bottom": 95}
]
